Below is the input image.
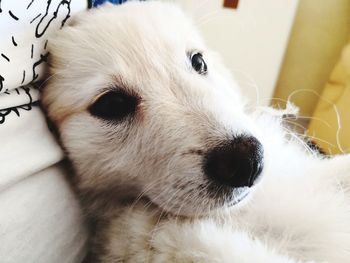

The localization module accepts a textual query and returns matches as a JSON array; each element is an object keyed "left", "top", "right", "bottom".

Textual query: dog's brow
[
  {"left": 109, "top": 75, "right": 140, "bottom": 98},
  {"left": 112, "top": 75, "right": 130, "bottom": 90}
]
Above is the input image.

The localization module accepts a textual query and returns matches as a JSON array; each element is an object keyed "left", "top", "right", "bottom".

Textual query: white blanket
[
  {"left": 0, "top": 1, "right": 88, "bottom": 262},
  {"left": 0, "top": 165, "right": 87, "bottom": 263}
]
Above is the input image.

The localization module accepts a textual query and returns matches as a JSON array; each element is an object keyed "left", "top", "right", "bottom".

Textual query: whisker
[
  {"left": 126, "top": 179, "right": 165, "bottom": 214},
  {"left": 283, "top": 115, "right": 331, "bottom": 128},
  {"left": 287, "top": 89, "right": 345, "bottom": 153},
  {"left": 280, "top": 127, "right": 315, "bottom": 155}
]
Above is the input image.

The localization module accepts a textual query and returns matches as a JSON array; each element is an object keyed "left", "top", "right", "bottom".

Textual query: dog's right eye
[
  {"left": 191, "top": 53, "right": 207, "bottom": 75},
  {"left": 89, "top": 90, "right": 138, "bottom": 121}
]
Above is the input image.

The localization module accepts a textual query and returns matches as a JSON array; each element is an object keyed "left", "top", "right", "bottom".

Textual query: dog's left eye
[
  {"left": 89, "top": 90, "right": 138, "bottom": 121},
  {"left": 191, "top": 53, "right": 207, "bottom": 75}
]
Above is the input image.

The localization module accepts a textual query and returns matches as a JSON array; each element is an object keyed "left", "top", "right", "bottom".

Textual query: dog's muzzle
[{"left": 204, "top": 135, "right": 264, "bottom": 189}]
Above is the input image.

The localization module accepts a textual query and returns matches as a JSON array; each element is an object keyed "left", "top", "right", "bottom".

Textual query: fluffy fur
[{"left": 42, "top": 1, "right": 350, "bottom": 262}]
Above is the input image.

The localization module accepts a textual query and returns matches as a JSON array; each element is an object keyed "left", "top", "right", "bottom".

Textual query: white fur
[{"left": 42, "top": 1, "right": 350, "bottom": 262}]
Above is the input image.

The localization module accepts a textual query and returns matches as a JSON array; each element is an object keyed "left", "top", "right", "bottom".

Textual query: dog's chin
[
  {"left": 150, "top": 186, "right": 252, "bottom": 218},
  {"left": 225, "top": 186, "right": 251, "bottom": 207}
]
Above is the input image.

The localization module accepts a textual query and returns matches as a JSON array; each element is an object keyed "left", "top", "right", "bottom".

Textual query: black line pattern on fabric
[
  {"left": 21, "top": 70, "right": 26, "bottom": 84},
  {"left": 27, "top": 0, "right": 35, "bottom": 10},
  {"left": 35, "top": 0, "right": 72, "bottom": 38},
  {"left": 44, "top": 40, "right": 48, "bottom": 49},
  {"left": 8, "top": 10, "right": 19, "bottom": 20},
  {"left": 32, "top": 52, "right": 49, "bottom": 81},
  {"left": 1, "top": 53, "right": 10, "bottom": 62},
  {"left": 0, "top": 86, "right": 35, "bottom": 124},
  {"left": 11, "top": 36, "right": 17, "bottom": 46},
  {"left": 60, "top": 0, "right": 71, "bottom": 28},
  {"left": 0, "top": 0, "right": 79, "bottom": 91},
  {"left": 0, "top": 75, "right": 4, "bottom": 92},
  {"left": 30, "top": 13, "right": 41, "bottom": 24}
]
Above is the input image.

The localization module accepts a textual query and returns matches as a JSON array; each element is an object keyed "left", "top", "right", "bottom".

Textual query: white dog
[{"left": 42, "top": 1, "right": 350, "bottom": 262}]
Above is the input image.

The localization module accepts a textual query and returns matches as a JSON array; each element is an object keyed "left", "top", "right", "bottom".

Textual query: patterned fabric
[
  {"left": 0, "top": 0, "right": 87, "bottom": 92},
  {"left": 0, "top": 0, "right": 87, "bottom": 124},
  {"left": 0, "top": 85, "right": 39, "bottom": 124}
]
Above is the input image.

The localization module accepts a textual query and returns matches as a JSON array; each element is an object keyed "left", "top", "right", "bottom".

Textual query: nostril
[{"left": 203, "top": 135, "right": 264, "bottom": 188}]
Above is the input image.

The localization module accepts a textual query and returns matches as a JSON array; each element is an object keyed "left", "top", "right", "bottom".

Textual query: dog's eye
[
  {"left": 191, "top": 53, "right": 207, "bottom": 75},
  {"left": 89, "top": 90, "right": 137, "bottom": 121}
]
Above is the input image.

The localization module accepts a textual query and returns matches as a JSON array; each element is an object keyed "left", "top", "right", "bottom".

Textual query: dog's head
[{"left": 42, "top": 1, "right": 264, "bottom": 216}]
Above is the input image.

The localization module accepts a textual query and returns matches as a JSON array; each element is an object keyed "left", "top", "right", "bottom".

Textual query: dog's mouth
[
  {"left": 206, "top": 181, "right": 254, "bottom": 209},
  {"left": 225, "top": 186, "right": 251, "bottom": 206},
  {"left": 138, "top": 135, "right": 264, "bottom": 218},
  {"left": 145, "top": 180, "right": 256, "bottom": 218}
]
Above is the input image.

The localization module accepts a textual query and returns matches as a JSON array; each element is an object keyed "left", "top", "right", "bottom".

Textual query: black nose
[{"left": 204, "top": 136, "right": 264, "bottom": 188}]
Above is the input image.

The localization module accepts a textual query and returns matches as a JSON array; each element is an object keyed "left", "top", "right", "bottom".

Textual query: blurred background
[{"left": 165, "top": 0, "right": 350, "bottom": 155}]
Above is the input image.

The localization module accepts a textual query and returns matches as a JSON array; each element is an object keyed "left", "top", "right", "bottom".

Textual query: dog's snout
[{"left": 204, "top": 136, "right": 264, "bottom": 188}]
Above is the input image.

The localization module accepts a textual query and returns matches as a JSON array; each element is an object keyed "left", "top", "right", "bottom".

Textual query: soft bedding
[{"left": 0, "top": 0, "right": 126, "bottom": 262}]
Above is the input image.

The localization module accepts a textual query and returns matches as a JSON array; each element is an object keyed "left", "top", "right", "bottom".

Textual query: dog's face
[{"left": 42, "top": 2, "right": 264, "bottom": 216}]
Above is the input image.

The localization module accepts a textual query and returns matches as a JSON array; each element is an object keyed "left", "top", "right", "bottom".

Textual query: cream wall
[
  {"left": 163, "top": 0, "right": 299, "bottom": 105},
  {"left": 273, "top": 0, "right": 350, "bottom": 116}
]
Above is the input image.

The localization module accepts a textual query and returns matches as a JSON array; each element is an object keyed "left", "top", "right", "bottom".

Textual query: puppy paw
[{"left": 150, "top": 219, "right": 301, "bottom": 263}]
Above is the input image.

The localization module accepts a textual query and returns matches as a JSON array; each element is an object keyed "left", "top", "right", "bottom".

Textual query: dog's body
[{"left": 42, "top": 2, "right": 350, "bottom": 262}]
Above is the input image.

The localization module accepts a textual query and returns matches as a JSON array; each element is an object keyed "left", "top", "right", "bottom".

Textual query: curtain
[{"left": 308, "top": 40, "right": 350, "bottom": 154}]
